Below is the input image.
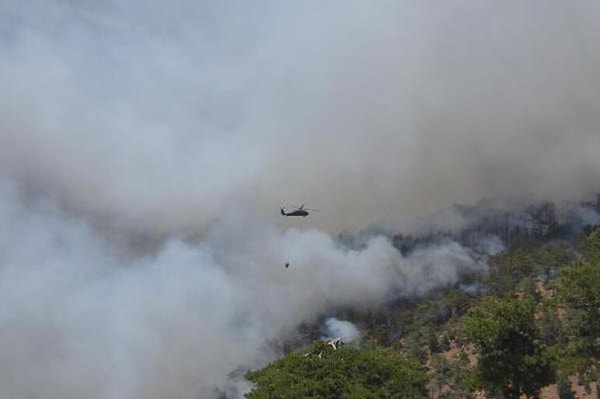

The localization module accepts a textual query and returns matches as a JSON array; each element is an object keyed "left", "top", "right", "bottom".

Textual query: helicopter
[{"left": 280, "top": 204, "right": 318, "bottom": 217}]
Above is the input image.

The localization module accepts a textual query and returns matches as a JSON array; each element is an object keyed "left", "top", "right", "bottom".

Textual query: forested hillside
[{"left": 244, "top": 227, "right": 600, "bottom": 399}]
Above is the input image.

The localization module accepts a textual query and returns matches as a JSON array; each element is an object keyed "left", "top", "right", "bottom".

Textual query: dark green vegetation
[
  {"left": 464, "top": 296, "right": 554, "bottom": 398},
  {"left": 245, "top": 341, "right": 428, "bottom": 399},
  {"left": 246, "top": 228, "right": 600, "bottom": 399}
]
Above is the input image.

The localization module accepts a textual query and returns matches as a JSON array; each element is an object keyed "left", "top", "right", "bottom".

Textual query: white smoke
[
  {"left": 321, "top": 318, "right": 360, "bottom": 343},
  {"left": 474, "top": 235, "right": 506, "bottom": 256},
  {"left": 0, "top": 182, "right": 258, "bottom": 398},
  {"left": 0, "top": 181, "right": 483, "bottom": 398},
  {"left": 569, "top": 205, "right": 600, "bottom": 228}
]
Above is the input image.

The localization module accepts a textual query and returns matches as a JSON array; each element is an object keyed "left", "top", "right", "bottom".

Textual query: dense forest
[{"left": 243, "top": 209, "right": 600, "bottom": 398}]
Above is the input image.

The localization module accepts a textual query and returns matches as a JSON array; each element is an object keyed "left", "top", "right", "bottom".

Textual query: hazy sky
[
  {"left": 1, "top": 1, "right": 600, "bottom": 398},
  {"left": 1, "top": 1, "right": 599, "bottom": 234}
]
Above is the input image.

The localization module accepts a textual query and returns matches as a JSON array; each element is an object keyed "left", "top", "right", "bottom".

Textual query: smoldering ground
[{"left": 1, "top": 1, "right": 600, "bottom": 398}]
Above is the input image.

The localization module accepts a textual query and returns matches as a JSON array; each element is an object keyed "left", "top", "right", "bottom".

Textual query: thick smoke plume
[
  {"left": 1, "top": 1, "right": 600, "bottom": 398},
  {"left": 1, "top": 1, "right": 600, "bottom": 233},
  {"left": 0, "top": 182, "right": 482, "bottom": 398}
]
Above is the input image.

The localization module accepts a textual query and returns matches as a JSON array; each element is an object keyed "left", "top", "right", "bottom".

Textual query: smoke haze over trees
[{"left": 1, "top": 1, "right": 600, "bottom": 398}]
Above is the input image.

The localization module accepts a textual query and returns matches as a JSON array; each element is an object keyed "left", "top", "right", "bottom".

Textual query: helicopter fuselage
[
  {"left": 283, "top": 210, "right": 308, "bottom": 217},
  {"left": 280, "top": 207, "right": 309, "bottom": 217}
]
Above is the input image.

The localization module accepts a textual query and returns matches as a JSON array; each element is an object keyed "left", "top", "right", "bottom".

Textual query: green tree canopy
[
  {"left": 245, "top": 341, "right": 428, "bottom": 399},
  {"left": 579, "top": 228, "right": 600, "bottom": 262},
  {"left": 464, "top": 296, "right": 555, "bottom": 398},
  {"left": 556, "top": 260, "right": 600, "bottom": 378}
]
